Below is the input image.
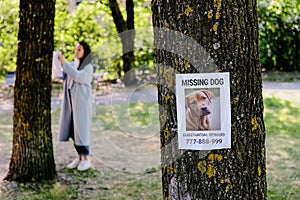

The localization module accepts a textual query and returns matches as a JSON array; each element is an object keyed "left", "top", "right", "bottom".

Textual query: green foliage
[
  {"left": 132, "top": 1, "right": 155, "bottom": 74},
  {"left": 0, "top": 0, "right": 154, "bottom": 80},
  {"left": 0, "top": 0, "right": 19, "bottom": 76},
  {"left": 258, "top": 0, "right": 300, "bottom": 71},
  {"left": 54, "top": 0, "right": 154, "bottom": 78},
  {"left": 1, "top": 0, "right": 299, "bottom": 77},
  {"left": 54, "top": 0, "right": 117, "bottom": 63}
]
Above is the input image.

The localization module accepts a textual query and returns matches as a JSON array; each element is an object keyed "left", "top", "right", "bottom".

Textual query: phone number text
[{"left": 185, "top": 139, "right": 222, "bottom": 145}]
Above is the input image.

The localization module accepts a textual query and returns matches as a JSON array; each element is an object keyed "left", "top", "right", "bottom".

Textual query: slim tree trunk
[
  {"left": 108, "top": 0, "right": 137, "bottom": 86},
  {"left": 152, "top": 0, "right": 267, "bottom": 199},
  {"left": 4, "top": 0, "right": 56, "bottom": 182}
]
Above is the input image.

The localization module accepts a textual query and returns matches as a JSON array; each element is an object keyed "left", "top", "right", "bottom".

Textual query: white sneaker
[
  {"left": 77, "top": 159, "right": 91, "bottom": 171},
  {"left": 66, "top": 158, "right": 81, "bottom": 169}
]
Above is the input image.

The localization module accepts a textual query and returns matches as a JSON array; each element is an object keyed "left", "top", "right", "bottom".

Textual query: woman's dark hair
[{"left": 78, "top": 41, "right": 92, "bottom": 70}]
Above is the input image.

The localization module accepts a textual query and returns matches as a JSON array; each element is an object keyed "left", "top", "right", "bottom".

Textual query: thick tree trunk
[
  {"left": 152, "top": 0, "right": 267, "bottom": 199},
  {"left": 108, "top": 0, "right": 137, "bottom": 86},
  {"left": 4, "top": 0, "right": 56, "bottom": 182}
]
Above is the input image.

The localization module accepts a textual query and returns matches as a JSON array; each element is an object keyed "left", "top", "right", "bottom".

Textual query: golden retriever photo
[{"left": 185, "top": 90, "right": 213, "bottom": 131}]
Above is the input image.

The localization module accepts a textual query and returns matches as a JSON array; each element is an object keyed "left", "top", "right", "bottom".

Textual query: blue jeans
[{"left": 74, "top": 144, "right": 90, "bottom": 156}]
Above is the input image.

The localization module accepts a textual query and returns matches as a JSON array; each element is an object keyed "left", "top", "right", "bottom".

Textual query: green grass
[
  {"left": 5, "top": 167, "right": 162, "bottom": 200},
  {"left": 264, "top": 95, "right": 300, "bottom": 137},
  {"left": 94, "top": 169, "right": 162, "bottom": 200},
  {"left": 1, "top": 94, "right": 300, "bottom": 199},
  {"left": 264, "top": 95, "right": 300, "bottom": 200},
  {"left": 17, "top": 182, "right": 75, "bottom": 200},
  {"left": 95, "top": 102, "right": 160, "bottom": 132}
]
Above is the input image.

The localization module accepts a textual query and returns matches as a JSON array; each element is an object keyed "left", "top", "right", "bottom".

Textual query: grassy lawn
[
  {"left": 264, "top": 95, "right": 300, "bottom": 200},
  {"left": 1, "top": 91, "right": 300, "bottom": 199}
]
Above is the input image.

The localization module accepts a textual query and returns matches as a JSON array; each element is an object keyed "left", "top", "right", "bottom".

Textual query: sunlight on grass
[
  {"left": 17, "top": 182, "right": 75, "bottom": 200},
  {"left": 45, "top": 183, "right": 72, "bottom": 199},
  {"left": 264, "top": 95, "right": 300, "bottom": 199},
  {"left": 94, "top": 169, "right": 162, "bottom": 199},
  {"left": 94, "top": 102, "right": 160, "bottom": 137},
  {"left": 129, "top": 102, "right": 158, "bottom": 127},
  {"left": 264, "top": 95, "right": 300, "bottom": 137}
]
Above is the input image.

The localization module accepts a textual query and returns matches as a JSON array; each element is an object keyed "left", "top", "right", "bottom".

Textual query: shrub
[{"left": 258, "top": 0, "right": 300, "bottom": 71}]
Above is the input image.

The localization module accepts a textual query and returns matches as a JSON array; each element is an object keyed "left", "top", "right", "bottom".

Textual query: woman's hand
[{"left": 58, "top": 55, "right": 66, "bottom": 65}]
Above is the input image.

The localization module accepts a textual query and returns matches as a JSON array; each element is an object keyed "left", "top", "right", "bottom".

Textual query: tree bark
[
  {"left": 4, "top": 0, "right": 56, "bottom": 182},
  {"left": 152, "top": 0, "right": 267, "bottom": 199},
  {"left": 108, "top": 0, "right": 137, "bottom": 86}
]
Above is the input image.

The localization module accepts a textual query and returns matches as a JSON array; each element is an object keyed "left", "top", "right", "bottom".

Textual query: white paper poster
[
  {"left": 52, "top": 51, "right": 63, "bottom": 79},
  {"left": 176, "top": 72, "right": 231, "bottom": 150}
]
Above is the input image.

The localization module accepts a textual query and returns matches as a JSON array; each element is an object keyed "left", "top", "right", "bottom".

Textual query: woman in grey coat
[{"left": 58, "top": 41, "right": 93, "bottom": 171}]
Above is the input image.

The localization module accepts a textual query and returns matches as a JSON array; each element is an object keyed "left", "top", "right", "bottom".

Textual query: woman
[{"left": 58, "top": 41, "right": 93, "bottom": 171}]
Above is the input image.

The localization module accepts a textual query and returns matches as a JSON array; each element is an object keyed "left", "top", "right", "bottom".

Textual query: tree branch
[
  {"left": 108, "top": 0, "right": 126, "bottom": 33},
  {"left": 126, "top": 0, "right": 134, "bottom": 30}
]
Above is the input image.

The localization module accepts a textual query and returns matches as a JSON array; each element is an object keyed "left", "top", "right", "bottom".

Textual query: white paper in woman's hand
[{"left": 52, "top": 51, "right": 63, "bottom": 79}]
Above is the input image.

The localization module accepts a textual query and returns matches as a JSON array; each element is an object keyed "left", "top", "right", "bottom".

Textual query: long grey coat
[{"left": 58, "top": 62, "right": 93, "bottom": 146}]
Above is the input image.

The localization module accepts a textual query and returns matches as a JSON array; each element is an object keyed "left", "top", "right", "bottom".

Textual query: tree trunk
[
  {"left": 108, "top": 0, "right": 137, "bottom": 86},
  {"left": 4, "top": 0, "right": 56, "bottom": 182},
  {"left": 152, "top": 0, "right": 267, "bottom": 199}
]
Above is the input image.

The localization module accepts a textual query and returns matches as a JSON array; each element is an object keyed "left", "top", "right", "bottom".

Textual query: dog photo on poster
[{"left": 176, "top": 72, "right": 231, "bottom": 150}]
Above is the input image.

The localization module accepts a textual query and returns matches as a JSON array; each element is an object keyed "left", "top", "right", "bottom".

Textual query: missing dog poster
[{"left": 176, "top": 72, "right": 231, "bottom": 150}]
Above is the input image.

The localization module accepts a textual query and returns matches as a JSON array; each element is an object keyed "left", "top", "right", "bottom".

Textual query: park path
[
  {"left": 263, "top": 82, "right": 300, "bottom": 90},
  {"left": 1, "top": 81, "right": 300, "bottom": 114},
  {"left": 1, "top": 81, "right": 300, "bottom": 180}
]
